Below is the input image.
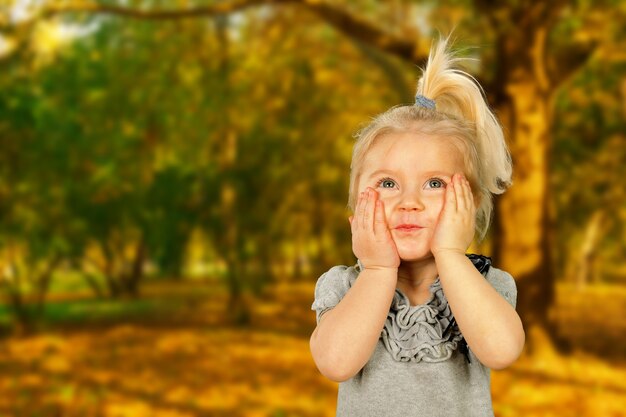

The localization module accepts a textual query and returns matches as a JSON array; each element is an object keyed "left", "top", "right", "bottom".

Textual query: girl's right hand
[{"left": 349, "top": 188, "right": 400, "bottom": 270}]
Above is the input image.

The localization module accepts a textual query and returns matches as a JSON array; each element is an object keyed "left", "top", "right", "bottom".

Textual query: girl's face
[{"left": 357, "top": 132, "right": 467, "bottom": 262}]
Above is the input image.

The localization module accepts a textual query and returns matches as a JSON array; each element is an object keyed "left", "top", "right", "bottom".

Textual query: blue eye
[
  {"left": 377, "top": 178, "right": 396, "bottom": 188},
  {"left": 426, "top": 178, "right": 446, "bottom": 189}
]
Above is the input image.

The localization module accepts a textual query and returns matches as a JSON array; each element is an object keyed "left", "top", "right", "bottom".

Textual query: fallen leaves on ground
[{"left": 0, "top": 282, "right": 624, "bottom": 416}]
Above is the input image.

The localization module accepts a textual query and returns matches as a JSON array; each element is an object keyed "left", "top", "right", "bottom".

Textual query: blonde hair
[{"left": 348, "top": 37, "right": 512, "bottom": 240}]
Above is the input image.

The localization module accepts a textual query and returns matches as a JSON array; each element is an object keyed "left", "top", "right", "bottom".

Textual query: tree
[{"left": 1, "top": 0, "right": 624, "bottom": 340}]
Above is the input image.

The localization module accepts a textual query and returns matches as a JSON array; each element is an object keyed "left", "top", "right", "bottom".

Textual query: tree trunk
[
  {"left": 215, "top": 14, "right": 250, "bottom": 325},
  {"left": 100, "top": 241, "right": 122, "bottom": 298},
  {"left": 83, "top": 273, "right": 105, "bottom": 299},
  {"left": 576, "top": 210, "right": 604, "bottom": 288},
  {"left": 496, "top": 76, "right": 553, "bottom": 326},
  {"left": 492, "top": 27, "right": 569, "bottom": 350},
  {"left": 1, "top": 262, "right": 34, "bottom": 334},
  {"left": 34, "top": 255, "right": 62, "bottom": 316},
  {"left": 4, "top": 285, "right": 31, "bottom": 334},
  {"left": 124, "top": 238, "right": 146, "bottom": 298}
]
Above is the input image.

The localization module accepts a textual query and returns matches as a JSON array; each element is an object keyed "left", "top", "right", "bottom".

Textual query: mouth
[{"left": 394, "top": 224, "right": 423, "bottom": 232}]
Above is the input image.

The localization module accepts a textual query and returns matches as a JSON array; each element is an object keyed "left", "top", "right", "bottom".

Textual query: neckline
[{"left": 395, "top": 277, "right": 440, "bottom": 308}]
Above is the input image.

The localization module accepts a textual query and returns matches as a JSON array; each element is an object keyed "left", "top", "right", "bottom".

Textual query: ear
[
  {"left": 465, "top": 177, "right": 480, "bottom": 207},
  {"left": 349, "top": 172, "right": 362, "bottom": 209},
  {"left": 471, "top": 186, "right": 481, "bottom": 208}
]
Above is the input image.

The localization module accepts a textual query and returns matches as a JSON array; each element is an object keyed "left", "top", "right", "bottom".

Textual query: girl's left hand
[{"left": 430, "top": 173, "right": 476, "bottom": 256}]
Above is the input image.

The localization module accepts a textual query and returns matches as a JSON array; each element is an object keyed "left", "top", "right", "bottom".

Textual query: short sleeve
[
  {"left": 484, "top": 266, "right": 517, "bottom": 308},
  {"left": 311, "top": 265, "right": 359, "bottom": 324}
]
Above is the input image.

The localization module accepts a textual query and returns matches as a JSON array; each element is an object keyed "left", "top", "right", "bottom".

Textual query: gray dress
[{"left": 311, "top": 255, "right": 517, "bottom": 417}]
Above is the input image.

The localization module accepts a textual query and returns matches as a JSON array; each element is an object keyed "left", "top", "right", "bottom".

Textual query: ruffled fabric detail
[{"left": 377, "top": 254, "right": 492, "bottom": 363}]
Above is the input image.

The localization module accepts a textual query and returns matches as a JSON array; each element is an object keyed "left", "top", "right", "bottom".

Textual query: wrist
[
  {"left": 363, "top": 265, "right": 399, "bottom": 272},
  {"left": 358, "top": 265, "right": 399, "bottom": 282},
  {"left": 431, "top": 248, "right": 467, "bottom": 260},
  {"left": 357, "top": 259, "right": 399, "bottom": 272}
]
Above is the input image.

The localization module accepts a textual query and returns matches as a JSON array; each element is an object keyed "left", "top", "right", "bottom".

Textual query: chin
[
  {"left": 399, "top": 252, "right": 434, "bottom": 263},
  {"left": 396, "top": 245, "right": 433, "bottom": 262},
  {"left": 392, "top": 233, "right": 433, "bottom": 262}
]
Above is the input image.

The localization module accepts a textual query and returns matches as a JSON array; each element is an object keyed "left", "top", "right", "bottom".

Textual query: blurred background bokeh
[{"left": 1, "top": 0, "right": 625, "bottom": 416}]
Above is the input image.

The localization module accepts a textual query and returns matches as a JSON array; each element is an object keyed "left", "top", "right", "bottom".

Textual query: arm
[
  {"left": 310, "top": 267, "right": 397, "bottom": 382},
  {"left": 431, "top": 174, "right": 524, "bottom": 369},
  {"left": 310, "top": 187, "right": 400, "bottom": 382},
  {"left": 435, "top": 253, "right": 524, "bottom": 369}
]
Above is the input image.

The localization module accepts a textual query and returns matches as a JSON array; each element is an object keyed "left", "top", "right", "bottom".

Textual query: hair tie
[{"left": 415, "top": 94, "right": 436, "bottom": 110}]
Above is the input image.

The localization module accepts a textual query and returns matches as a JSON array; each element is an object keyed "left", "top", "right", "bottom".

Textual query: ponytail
[{"left": 418, "top": 37, "right": 512, "bottom": 195}]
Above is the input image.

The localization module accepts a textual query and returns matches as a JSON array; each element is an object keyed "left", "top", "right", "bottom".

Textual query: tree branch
[
  {"left": 24, "top": 0, "right": 426, "bottom": 63},
  {"left": 301, "top": 1, "right": 422, "bottom": 63},
  {"left": 42, "top": 0, "right": 275, "bottom": 20},
  {"left": 548, "top": 41, "right": 596, "bottom": 90}
]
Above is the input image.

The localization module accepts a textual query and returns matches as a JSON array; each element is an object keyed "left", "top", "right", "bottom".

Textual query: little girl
[{"left": 310, "top": 38, "right": 525, "bottom": 417}]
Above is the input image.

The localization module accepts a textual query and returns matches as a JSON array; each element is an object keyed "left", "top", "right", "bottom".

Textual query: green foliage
[
  {"left": 1, "top": 0, "right": 625, "bottom": 331},
  {"left": 552, "top": 56, "right": 626, "bottom": 283}
]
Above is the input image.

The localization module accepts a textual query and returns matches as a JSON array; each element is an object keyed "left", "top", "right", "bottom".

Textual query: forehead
[{"left": 362, "top": 132, "right": 466, "bottom": 175}]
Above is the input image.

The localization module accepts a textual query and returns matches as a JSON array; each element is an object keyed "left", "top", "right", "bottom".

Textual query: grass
[
  {"left": 0, "top": 276, "right": 226, "bottom": 332},
  {"left": 42, "top": 298, "right": 169, "bottom": 323}
]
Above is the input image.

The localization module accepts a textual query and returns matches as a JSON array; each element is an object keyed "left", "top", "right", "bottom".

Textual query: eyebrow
[
  {"left": 366, "top": 169, "right": 396, "bottom": 179},
  {"left": 366, "top": 169, "right": 454, "bottom": 179}
]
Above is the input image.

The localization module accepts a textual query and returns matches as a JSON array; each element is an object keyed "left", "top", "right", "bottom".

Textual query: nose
[{"left": 398, "top": 189, "right": 425, "bottom": 211}]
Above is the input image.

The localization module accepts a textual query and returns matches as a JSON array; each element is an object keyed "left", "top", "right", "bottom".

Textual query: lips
[{"left": 394, "top": 224, "right": 423, "bottom": 230}]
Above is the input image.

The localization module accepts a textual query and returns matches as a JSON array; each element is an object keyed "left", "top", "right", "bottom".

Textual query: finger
[
  {"left": 355, "top": 191, "right": 366, "bottom": 229},
  {"left": 463, "top": 178, "right": 475, "bottom": 211},
  {"left": 459, "top": 174, "right": 472, "bottom": 212},
  {"left": 352, "top": 197, "right": 358, "bottom": 230},
  {"left": 361, "top": 188, "right": 372, "bottom": 230},
  {"left": 374, "top": 199, "right": 387, "bottom": 236},
  {"left": 455, "top": 174, "right": 467, "bottom": 212},
  {"left": 444, "top": 180, "right": 457, "bottom": 214}
]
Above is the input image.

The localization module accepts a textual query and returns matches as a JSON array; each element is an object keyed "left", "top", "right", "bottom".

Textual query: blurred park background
[{"left": 1, "top": 0, "right": 625, "bottom": 416}]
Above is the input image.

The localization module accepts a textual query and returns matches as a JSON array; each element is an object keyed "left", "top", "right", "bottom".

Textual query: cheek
[
  {"left": 381, "top": 197, "right": 393, "bottom": 220},
  {"left": 425, "top": 193, "right": 446, "bottom": 220}
]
